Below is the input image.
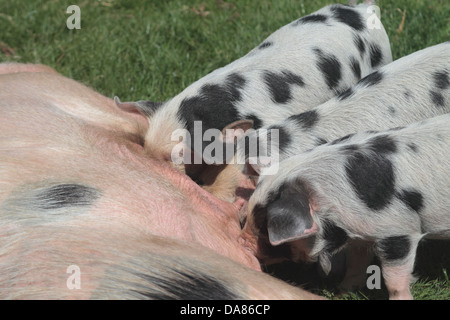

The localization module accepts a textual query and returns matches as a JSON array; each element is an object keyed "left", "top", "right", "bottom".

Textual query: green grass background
[{"left": 1, "top": 0, "right": 449, "bottom": 299}]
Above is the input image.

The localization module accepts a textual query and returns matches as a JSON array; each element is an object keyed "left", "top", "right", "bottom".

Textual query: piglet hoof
[{"left": 388, "top": 289, "right": 413, "bottom": 300}]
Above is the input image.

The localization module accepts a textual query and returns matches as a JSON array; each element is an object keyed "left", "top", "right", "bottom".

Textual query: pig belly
[
  {"left": 0, "top": 64, "right": 327, "bottom": 299},
  {"left": 0, "top": 62, "right": 58, "bottom": 74},
  {"left": 0, "top": 67, "right": 260, "bottom": 271}
]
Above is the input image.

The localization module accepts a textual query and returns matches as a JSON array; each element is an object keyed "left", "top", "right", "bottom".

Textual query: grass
[
  {"left": 1, "top": 0, "right": 449, "bottom": 300},
  {"left": 1, "top": 0, "right": 449, "bottom": 101}
]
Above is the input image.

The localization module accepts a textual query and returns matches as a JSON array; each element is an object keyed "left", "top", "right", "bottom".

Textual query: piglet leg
[
  {"left": 382, "top": 264, "right": 413, "bottom": 300},
  {"left": 375, "top": 235, "right": 422, "bottom": 300}
]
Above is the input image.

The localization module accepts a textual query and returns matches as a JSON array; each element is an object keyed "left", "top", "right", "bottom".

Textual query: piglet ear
[
  {"left": 267, "top": 183, "right": 318, "bottom": 246},
  {"left": 213, "top": 119, "right": 254, "bottom": 165},
  {"left": 114, "top": 96, "right": 163, "bottom": 117},
  {"left": 221, "top": 119, "right": 254, "bottom": 143}
]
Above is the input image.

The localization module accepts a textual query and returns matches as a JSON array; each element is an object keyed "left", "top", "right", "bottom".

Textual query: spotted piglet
[
  {"left": 245, "top": 113, "right": 450, "bottom": 299},
  {"left": 241, "top": 41, "right": 450, "bottom": 175},
  {"left": 115, "top": 3, "right": 392, "bottom": 201}
]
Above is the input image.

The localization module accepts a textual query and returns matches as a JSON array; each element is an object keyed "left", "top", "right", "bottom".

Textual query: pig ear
[
  {"left": 221, "top": 119, "right": 254, "bottom": 143},
  {"left": 266, "top": 183, "right": 318, "bottom": 246},
  {"left": 114, "top": 96, "right": 163, "bottom": 117}
]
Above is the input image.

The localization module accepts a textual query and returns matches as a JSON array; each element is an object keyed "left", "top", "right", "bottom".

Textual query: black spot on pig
[
  {"left": 359, "top": 70, "right": 383, "bottom": 87},
  {"left": 295, "top": 14, "right": 328, "bottom": 25},
  {"left": 244, "top": 113, "right": 263, "bottom": 129},
  {"left": 376, "top": 236, "right": 411, "bottom": 261},
  {"left": 388, "top": 106, "right": 396, "bottom": 115},
  {"left": 337, "top": 87, "right": 354, "bottom": 101},
  {"left": 369, "top": 135, "right": 397, "bottom": 154},
  {"left": 403, "top": 89, "right": 412, "bottom": 100},
  {"left": 266, "top": 181, "right": 313, "bottom": 245},
  {"left": 345, "top": 151, "right": 395, "bottom": 210},
  {"left": 36, "top": 184, "right": 100, "bottom": 210},
  {"left": 131, "top": 269, "right": 240, "bottom": 300},
  {"left": 407, "top": 143, "right": 418, "bottom": 153},
  {"left": 331, "top": 5, "right": 365, "bottom": 31},
  {"left": 341, "top": 144, "right": 359, "bottom": 152},
  {"left": 227, "top": 72, "right": 247, "bottom": 91},
  {"left": 314, "top": 48, "right": 342, "bottom": 90},
  {"left": 353, "top": 34, "right": 366, "bottom": 58},
  {"left": 433, "top": 71, "right": 449, "bottom": 90},
  {"left": 397, "top": 189, "right": 424, "bottom": 213},
  {"left": 178, "top": 73, "right": 246, "bottom": 155},
  {"left": 369, "top": 43, "right": 383, "bottom": 68},
  {"left": 330, "top": 133, "right": 355, "bottom": 145},
  {"left": 314, "top": 136, "right": 328, "bottom": 146},
  {"left": 267, "top": 125, "right": 292, "bottom": 154},
  {"left": 322, "top": 219, "right": 349, "bottom": 253},
  {"left": 430, "top": 91, "right": 445, "bottom": 107},
  {"left": 263, "top": 70, "right": 305, "bottom": 104},
  {"left": 288, "top": 110, "right": 319, "bottom": 129},
  {"left": 258, "top": 41, "right": 273, "bottom": 50},
  {"left": 349, "top": 56, "right": 361, "bottom": 80},
  {"left": 388, "top": 126, "right": 405, "bottom": 131}
]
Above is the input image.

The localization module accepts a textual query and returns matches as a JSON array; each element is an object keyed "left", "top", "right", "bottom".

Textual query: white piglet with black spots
[
  {"left": 241, "top": 41, "right": 450, "bottom": 175},
  {"left": 115, "top": 3, "right": 392, "bottom": 200},
  {"left": 245, "top": 113, "right": 450, "bottom": 300}
]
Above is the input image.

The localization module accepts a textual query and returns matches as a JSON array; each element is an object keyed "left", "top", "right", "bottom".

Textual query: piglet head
[
  {"left": 114, "top": 97, "right": 258, "bottom": 203},
  {"left": 244, "top": 177, "right": 320, "bottom": 264},
  {"left": 248, "top": 179, "right": 318, "bottom": 242},
  {"left": 246, "top": 174, "right": 349, "bottom": 276},
  {"left": 266, "top": 182, "right": 318, "bottom": 245},
  {"left": 182, "top": 119, "right": 255, "bottom": 202}
]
